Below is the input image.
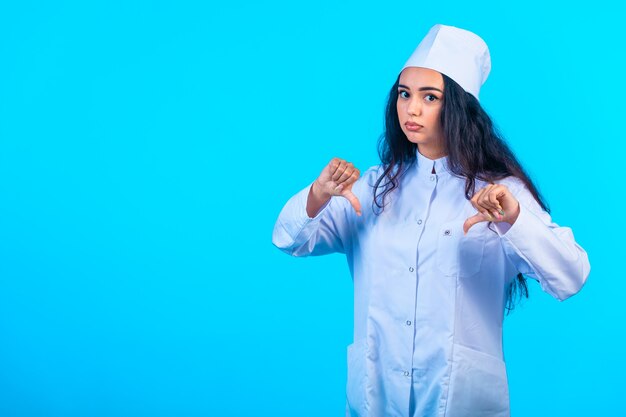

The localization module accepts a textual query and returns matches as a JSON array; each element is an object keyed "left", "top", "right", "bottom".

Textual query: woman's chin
[{"left": 404, "top": 133, "right": 426, "bottom": 145}]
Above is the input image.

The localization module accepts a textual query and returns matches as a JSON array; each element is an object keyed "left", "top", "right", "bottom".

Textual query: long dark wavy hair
[{"left": 373, "top": 72, "right": 550, "bottom": 313}]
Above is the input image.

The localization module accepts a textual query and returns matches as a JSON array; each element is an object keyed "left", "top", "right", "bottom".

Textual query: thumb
[
  {"left": 463, "top": 213, "right": 484, "bottom": 235},
  {"left": 342, "top": 190, "right": 362, "bottom": 216}
]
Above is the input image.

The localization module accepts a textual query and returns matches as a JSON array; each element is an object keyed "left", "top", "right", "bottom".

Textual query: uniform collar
[{"left": 415, "top": 148, "right": 451, "bottom": 176}]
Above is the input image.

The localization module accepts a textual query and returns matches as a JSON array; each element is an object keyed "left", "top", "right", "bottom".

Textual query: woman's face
[{"left": 396, "top": 67, "right": 445, "bottom": 159}]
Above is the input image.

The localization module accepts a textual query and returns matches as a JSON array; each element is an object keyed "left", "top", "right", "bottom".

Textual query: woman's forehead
[{"left": 399, "top": 67, "right": 444, "bottom": 89}]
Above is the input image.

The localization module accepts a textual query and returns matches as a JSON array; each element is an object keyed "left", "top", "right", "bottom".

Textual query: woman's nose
[{"left": 407, "top": 99, "right": 421, "bottom": 116}]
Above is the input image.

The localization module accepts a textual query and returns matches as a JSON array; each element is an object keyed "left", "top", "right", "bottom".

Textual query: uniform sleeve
[
  {"left": 271, "top": 181, "right": 353, "bottom": 257},
  {"left": 493, "top": 181, "right": 591, "bottom": 301}
]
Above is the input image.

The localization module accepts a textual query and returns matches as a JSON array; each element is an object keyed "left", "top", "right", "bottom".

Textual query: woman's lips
[{"left": 405, "top": 123, "right": 423, "bottom": 131}]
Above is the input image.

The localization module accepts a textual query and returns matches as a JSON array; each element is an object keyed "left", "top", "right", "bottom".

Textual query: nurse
[{"left": 272, "top": 24, "right": 590, "bottom": 417}]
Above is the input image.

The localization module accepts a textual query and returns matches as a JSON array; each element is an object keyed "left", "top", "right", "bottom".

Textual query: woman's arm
[
  {"left": 272, "top": 183, "right": 347, "bottom": 256},
  {"left": 492, "top": 181, "right": 591, "bottom": 301},
  {"left": 272, "top": 158, "right": 362, "bottom": 257}
]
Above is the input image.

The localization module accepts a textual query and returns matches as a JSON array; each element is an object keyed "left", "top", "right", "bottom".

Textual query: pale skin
[
  {"left": 307, "top": 158, "right": 362, "bottom": 218},
  {"left": 306, "top": 67, "right": 521, "bottom": 234}
]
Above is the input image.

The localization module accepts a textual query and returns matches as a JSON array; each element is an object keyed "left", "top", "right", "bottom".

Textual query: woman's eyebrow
[{"left": 398, "top": 84, "right": 443, "bottom": 93}]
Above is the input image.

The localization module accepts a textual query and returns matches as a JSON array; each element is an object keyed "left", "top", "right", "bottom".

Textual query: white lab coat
[{"left": 272, "top": 150, "right": 590, "bottom": 417}]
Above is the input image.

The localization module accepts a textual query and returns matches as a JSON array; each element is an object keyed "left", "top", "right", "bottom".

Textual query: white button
[
  {"left": 406, "top": 320, "right": 412, "bottom": 326},
  {"left": 409, "top": 267, "right": 414, "bottom": 272},
  {"left": 430, "top": 175, "right": 435, "bottom": 181},
  {"left": 403, "top": 370, "right": 410, "bottom": 377},
  {"left": 417, "top": 219, "right": 422, "bottom": 225}
]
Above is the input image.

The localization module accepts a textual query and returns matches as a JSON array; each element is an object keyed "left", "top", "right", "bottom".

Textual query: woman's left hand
[{"left": 463, "top": 184, "right": 520, "bottom": 234}]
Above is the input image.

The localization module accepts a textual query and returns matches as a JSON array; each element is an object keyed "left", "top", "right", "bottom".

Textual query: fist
[
  {"left": 463, "top": 183, "right": 520, "bottom": 234},
  {"left": 313, "top": 157, "right": 362, "bottom": 215}
]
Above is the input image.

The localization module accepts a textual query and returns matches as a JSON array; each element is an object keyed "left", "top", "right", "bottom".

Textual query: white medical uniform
[{"left": 272, "top": 149, "right": 590, "bottom": 417}]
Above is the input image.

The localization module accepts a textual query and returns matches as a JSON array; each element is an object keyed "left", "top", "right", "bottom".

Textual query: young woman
[{"left": 272, "top": 24, "right": 590, "bottom": 417}]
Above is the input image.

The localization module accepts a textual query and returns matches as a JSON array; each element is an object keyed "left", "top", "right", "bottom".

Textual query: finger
[
  {"left": 347, "top": 169, "right": 361, "bottom": 184},
  {"left": 477, "top": 197, "right": 498, "bottom": 220},
  {"left": 482, "top": 185, "right": 502, "bottom": 210},
  {"left": 486, "top": 185, "right": 504, "bottom": 210},
  {"left": 473, "top": 197, "right": 496, "bottom": 222},
  {"left": 478, "top": 206, "right": 496, "bottom": 221},
  {"left": 335, "top": 170, "right": 360, "bottom": 194},
  {"left": 342, "top": 190, "right": 362, "bottom": 216},
  {"left": 463, "top": 213, "right": 485, "bottom": 234},
  {"left": 494, "top": 186, "right": 507, "bottom": 215},
  {"left": 477, "top": 185, "right": 501, "bottom": 220},
  {"left": 486, "top": 185, "right": 506, "bottom": 218},
  {"left": 336, "top": 163, "right": 355, "bottom": 183},
  {"left": 332, "top": 160, "right": 349, "bottom": 181},
  {"left": 478, "top": 184, "right": 495, "bottom": 208},
  {"left": 328, "top": 157, "right": 341, "bottom": 177},
  {"left": 473, "top": 191, "right": 495, "bottom": 221},
  {"left": 470, "top": 185, "right": 488, "bottom": 210}
]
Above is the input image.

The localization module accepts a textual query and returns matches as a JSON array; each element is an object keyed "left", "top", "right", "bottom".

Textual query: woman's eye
[
  {"left": 398, "top": 90, "right": 409, "bottom": 98},
  {"left": 425, "top": 94, "right": 438, "bottom": 102}
]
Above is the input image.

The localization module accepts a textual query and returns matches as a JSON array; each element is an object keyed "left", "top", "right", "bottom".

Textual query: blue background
[{"left": 1, "top": 1, "right": 623, "bottom": 416}]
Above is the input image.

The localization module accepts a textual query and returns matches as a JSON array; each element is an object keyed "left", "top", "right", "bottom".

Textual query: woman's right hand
[{"left": 308, "top": 157, "right": 362, "bottom": 217}]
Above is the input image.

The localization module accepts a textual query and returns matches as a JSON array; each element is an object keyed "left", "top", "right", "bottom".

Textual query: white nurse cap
[{"left": 401, "top": 24, "right": 491, "bottom": 101}]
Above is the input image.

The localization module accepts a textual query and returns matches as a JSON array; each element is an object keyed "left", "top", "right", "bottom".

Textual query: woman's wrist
[
  {"left": 311, "top": 180, "right": 332, "bottom": 202},
  {"left": 507, "top": 202, "right": 520, "bottom": 225},
  {"left": 306, "top": 180, "right": 332, "bottom": 218}
]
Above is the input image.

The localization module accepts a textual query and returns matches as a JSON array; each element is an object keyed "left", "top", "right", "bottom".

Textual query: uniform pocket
[
  {"left": 346, "top": 338, "right": 368, "bottom": 417},
  {"left": 436, "top": 220, "right": 485, "bottom": 277},
  {"left": 445, "top": 343, "right": 510, "bottom": 417}
]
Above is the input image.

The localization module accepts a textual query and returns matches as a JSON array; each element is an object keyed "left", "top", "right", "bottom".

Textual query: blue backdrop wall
[{"left": 1, "top": 1, "right": 623, "bottom": 416}]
